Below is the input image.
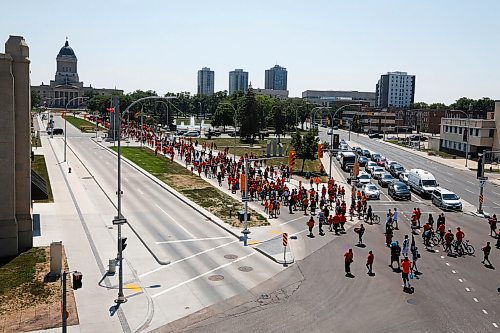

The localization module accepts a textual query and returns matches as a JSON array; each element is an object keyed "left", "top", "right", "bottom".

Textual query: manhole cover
[
  {"left": 224, "top": 254, "right": 238, "bottom": 260},
  {"left": 238, "top": 266, "right": 253, "bottom": 272},
  {"left": 208, "top": 275, "right": 224, "bottom": 281},
  {"left": 260, "top": 293, "right": 270, "bottom": 299},
  {"left": 407, "top": 298, "right": 418, "bottom": 305}
]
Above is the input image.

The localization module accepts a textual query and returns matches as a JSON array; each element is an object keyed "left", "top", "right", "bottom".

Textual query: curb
[{"left": 94, "top": 140, "right": 290, "bottom": 264}]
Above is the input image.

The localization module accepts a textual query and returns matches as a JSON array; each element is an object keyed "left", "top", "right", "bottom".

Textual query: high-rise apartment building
[
  {"left": 375, "top": 71, "right": 415, "bottom": 108},
  {"left": 197, "top": 67, "right": 215, "bottom": 96},
  {"left": 265, "top": 65, "right": 287, "bottom": 91},
  {"left": 228, "top": 69, "right": 248, "bottom": 95}
]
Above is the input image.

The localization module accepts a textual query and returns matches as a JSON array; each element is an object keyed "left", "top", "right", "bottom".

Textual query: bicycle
[{"left": 452, "top": 240, "right": 475, "bottom": 256}]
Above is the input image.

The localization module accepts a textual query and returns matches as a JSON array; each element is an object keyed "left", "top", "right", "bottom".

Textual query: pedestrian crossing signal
[
  {"left": 72, "top": 272, "right": 83, "bottom": 290},
  {"left": 288, "top": 150, "right": 296, "bottom": 167}
]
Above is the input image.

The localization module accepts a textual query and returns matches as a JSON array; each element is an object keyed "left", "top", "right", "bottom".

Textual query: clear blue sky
[{"left": 2, "top": 0, "right": 499, "bottom": 104}]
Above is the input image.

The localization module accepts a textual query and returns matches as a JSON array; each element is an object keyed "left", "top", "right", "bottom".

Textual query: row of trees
[{"left": 411, "top": 97, "right": 495, "bottom": 112}]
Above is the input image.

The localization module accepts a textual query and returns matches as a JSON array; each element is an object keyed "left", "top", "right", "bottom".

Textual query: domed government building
[{"left": 31, "top": 39, "right": 123, "bottom": 108}]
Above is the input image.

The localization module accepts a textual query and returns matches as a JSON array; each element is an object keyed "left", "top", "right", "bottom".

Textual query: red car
[{"left": 376, "top": 157, "right": 386, "bottom": 167}]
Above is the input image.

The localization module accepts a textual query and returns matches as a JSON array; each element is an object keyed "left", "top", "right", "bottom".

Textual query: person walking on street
[
  {"left": 411, "top": 246, "right": 420, "bottom": 274},
  {"left": 307, "top": 217, "right": 315, "bottom": 237},
  {"left": 318, "top": 211, "right": 325, "bottom": 236},
  {"left": 357, "top": 224, "right": 365, "bottom": 245},
  {"left": 344, "top": 248, "right": 354, "bottom": 277},
  {"left": 402, "top": 235, "right": 410, "bottom": 258},
  {"left": 390, "top": 241, "right": 401, "bottom": 270},
  {"left": 401, "top": 257, "right": 412, "bottom": 290},
  {"left": 366, "top": 251, "right": 374, "bottom": 275},
  {"left": 393, "top": 208, "right": 399, "bottom": 230},
  {"left": 482, "top": 242, "right": 493, "bottom": 266},
  {"left": 489, "top": 214, "right": 497, "bottom": 238}
]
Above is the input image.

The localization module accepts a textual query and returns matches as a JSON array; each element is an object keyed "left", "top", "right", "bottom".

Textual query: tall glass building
[
  {"left": 228, "top": 69, "right": 248, "bottom": 95},
  {"left": 265, "top": 65, "right": 287, "bottom": 91},
  {"left": 197, "top": 67, "right": 215, "bottom": 96}
]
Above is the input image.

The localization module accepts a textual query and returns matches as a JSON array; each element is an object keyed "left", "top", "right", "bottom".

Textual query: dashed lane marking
[
  {"left": 151, "top": 252, "right": 257, "bottom": 299},
  {"left": 440, "top": 256, "right": 445, "bottom": 259},
  {"left": 138, "top": 189, "right": 144, "bottom": 195},
  {"left": 155, "top": 236, "right": 233, "bottom": 244},
  {"left": 458, "top": 279, "right": 463, "bottom": 283},
  {"left": 465, "top": 287, "right": 471, "bottom": 292},
  {"left": 474, "top": 298, "right": 479, "bottom": 303},
  {"left": 452, "top": 270, "right": 457, "bottom": 274},
  {"left": 279, "top": 215, "right": 306, "bottom": 226},
  {"left": 139, "top": 239, "right": 239, "bottom": 278},
  {"left": 482, "top": 309, "right": 488, "bottom": 315},
  {"left": 463, "top": 189, "right": 474, "bottom": 193},
  {"left": 445, "top": 262, "right": 450, "bottom": 266},
  {"left": 435, "top": 249, "right": 439, "bottom": 253},
  {"left": 493, "top": 323, "right": 498, "bottom": 328},
  {"left": 466, "top": 180, "right": 474, "bottom": 185}
]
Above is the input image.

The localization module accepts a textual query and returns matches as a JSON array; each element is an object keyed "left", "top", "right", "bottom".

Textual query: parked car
[
  {"left": 371, "top": 153, "right": 381, "bottom": 162},
  {"left": 399, "top": 172, "right": 409, "bottom": 184},
  {"left": 366, "top": 161, "right": 378, "bottom": 174},
  {"left": 362, "top": 183, "right": 381, "bottom": 200},
  {"left": 372, "top": 167, "right": 385, "bottom": 180},
  {"left": 431, "top": 188, "right": 462, "bottom": 211},
  {"left": 388, "top": 181, "right": 411, "bottom": 200},
  {"left": 389, "top": 164, "right": 405, "bottom": 178},
  {"left": 362, "top": 149, "right": 371, "bottom": 158},
  {"left": 378, "top": 173, "right": 395, "bottom": 187},
  {"left": 358, "top": 156, "right": 369, "bottom": 166},
  {"left": 356, "top": 172, "right": 371, "bottom": 187},
  {"left": 228, "top": 130, "right": 240, "bottom": 137},
  {"left": 184, "top": 130, "right": 200, "bottom": 137},
  {"left": 368, "top": 132, "right": 382, "bottom": 139},
  {"left": 385, "top": 160, "right": 398, "bottom": 171}
]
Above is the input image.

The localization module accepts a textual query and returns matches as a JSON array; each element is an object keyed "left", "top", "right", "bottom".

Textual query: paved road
[
  {"left": 50, "top": 115, "right": 283, "bottom": 330},
  {"left": 152, "top": 127, "right": 500, "bottom": 332}
]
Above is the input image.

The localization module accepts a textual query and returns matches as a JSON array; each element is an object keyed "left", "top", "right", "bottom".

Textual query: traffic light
[
  {"left": 477, "top": 155, "right": 484, "bottom": 179},
  {"left": 318, "top": 144, "right": 324, "bottom": 158},
  {"left": 72, "top": 272, "right": 83, "bottom": 290},
  {"left": 288, "top": 150, "right": 296, "bottom": 167},
  {"left": 121, "top": 237, "right": 128, "bottom": 251}
]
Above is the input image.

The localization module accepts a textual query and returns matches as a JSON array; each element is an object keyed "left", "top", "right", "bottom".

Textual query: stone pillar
[
  {"left": 0, "top": 52, "right": 18, "bottom": 257},
  {"left": 5, "top": 36, "right": 32, "bottom": 251}
]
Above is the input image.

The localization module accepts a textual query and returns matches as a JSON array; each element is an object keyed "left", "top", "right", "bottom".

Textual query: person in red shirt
[
  {"left": 401, "top": 257, "right": 412, "bottom": 289},
  {"left": 344, "top": 249, "right": 354, "bottom": 277},
  {"left": 444, "top": 229, "right": 454, "bottom": 253},
  {"left": 307, "top": 217, "right": 315, "bottom": 237},
  {"left": 422, "top": 222, "right": 432, "bottom": 248},
  {"left": 366, "top": 251, "right": 374, "bottom": 275},
  {"left": 438, "top": 223, "right": 446, "bottom": 243},
  {"left": 456, "top": 227, "right": 465, "bottom": 247}
]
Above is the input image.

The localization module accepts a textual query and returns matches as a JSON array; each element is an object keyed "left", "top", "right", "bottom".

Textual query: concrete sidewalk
[{"left": 31, "top": 115, "right": 156, "bottom": 333}]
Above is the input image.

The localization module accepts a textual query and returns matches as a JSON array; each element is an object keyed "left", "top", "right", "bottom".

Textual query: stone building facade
[
  {"left": 31, "top": 39, "right": 122, "bottom": 108},
  {"left": 0, "top": 36, "right": 32, "bottom": 257}
]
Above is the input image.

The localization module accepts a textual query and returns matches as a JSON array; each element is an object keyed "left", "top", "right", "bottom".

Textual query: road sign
[
  {"left": 112, "top": 218, "right": 127, "bottom": 225},
  {"left": 480, "top": 180, "right": 486, "bottom": 188},
  {"left": 282, "top": 233, "right": 288, "bottom": 247}
]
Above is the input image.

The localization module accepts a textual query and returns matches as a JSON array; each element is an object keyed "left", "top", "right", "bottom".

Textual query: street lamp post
[
  {"left": 114, "top": 95, "right": 169, "bottom": 304},
  {"left": 198, "top": 102, "right": 202, "bottom": 135},
  {"left": 220, "top": 102, "right": 237, "bottom": 159},
  {"left": 64, "top": 96, "right": 88, "bottom": 162}
]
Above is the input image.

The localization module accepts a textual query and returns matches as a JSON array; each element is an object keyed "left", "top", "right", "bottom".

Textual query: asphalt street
[
  {"left": 154, "top": 127, "right": 500, "bottom": 332},
  {"left": 49, "top": 115, "right": 283, "bottom": 330}
]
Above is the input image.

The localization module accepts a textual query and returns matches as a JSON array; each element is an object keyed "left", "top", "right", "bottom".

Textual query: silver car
[
  {"left": 366, "top": 161, "right": 378, "bottom": 174},
  {"left": 372, "top": 167, "right": 385, "bottom": 180},
  {"left": 399, "top": 172, "right": 409, "bottom": 184},
  {"left": 362, "top": 183, "right": 380, "bottom": 200}
]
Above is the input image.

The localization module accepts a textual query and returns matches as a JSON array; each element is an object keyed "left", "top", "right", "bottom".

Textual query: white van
[{"left": 408, "top": 169, "right": 438, "bottom": 198}]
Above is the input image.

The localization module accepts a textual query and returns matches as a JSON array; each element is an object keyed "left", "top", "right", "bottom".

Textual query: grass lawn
[
  {"left": 112, "top": 147, "right": 268, "bottom": 227},
  {"left": 198, "top": 138, "right": 326, "bottom": 179},
  {"left": 32, "top": 136, "right": 42, "bottom": 148},
  {"left": 0, "top": 248, "right": 51, "bottom": 312},
  {"left": 32, "top": 155, "right": 53, "bottom": 203},
  {"left": 64, "top": 115, "right": 97, "bottom": 132}
]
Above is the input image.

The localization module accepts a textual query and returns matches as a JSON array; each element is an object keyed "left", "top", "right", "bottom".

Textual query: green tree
[
  {"left": 31, "top": 90, "right": 41, "bottom": 108},
  {"left": 474, "top": 97, "right": 495, "bottom": 112},
  {"left": 429, "top": 103, "right": 447, "bottom": 109},
  {"left": 410, "top": 102, "right": 429, "bottom": 109},
  {"left": 212, "top": 103, "right": 235, "bottom": 131},
  {"left": 272, "top": 104, "right": 286, "bottom": 143},
  {"left": 238, "top": 90, "right": 259, "bottom": 142},
  {"left": 450, "top": 97, "right": 474, "bottom": 111},
  {"left": 291, "top": 130, "right": 319, "bottom": 173}
]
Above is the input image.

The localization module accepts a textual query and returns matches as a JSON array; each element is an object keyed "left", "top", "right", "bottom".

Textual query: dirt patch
[{"left": 0, "top": 247, "right": 78, "bottom": 332}]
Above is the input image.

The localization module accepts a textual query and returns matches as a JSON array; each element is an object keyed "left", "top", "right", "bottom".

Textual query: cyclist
[
  {"left": 422, "top": 222, "right": 432, "bottom": 249},
  {"left": 455, "top": 227, "right": 465, "bottom": 250},
  {"left": 444, "top": 229, "right": 454, "bottom": 253},
  {"left": 437, "top": 222, "right": 446, "bottom": 244},
  {"left": 436, "top": 213, "right": 445, "bottom": 233}
]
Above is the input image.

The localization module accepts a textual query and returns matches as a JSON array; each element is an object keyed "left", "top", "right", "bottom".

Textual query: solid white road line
[
  {"left": 155, "top": 236, "right": 233, "bottom": 244},
  {"left": 151, "top": 252, "right": 257, "bottom": 299},
  {"left": 155, "top": 203, "right": 196, "bottom": 238},
  {"left": 139, "top": 239, "right": 239, "bottom": 278},
  {"left": 279, "top": 215, "right": 307, "bottom": 226}
]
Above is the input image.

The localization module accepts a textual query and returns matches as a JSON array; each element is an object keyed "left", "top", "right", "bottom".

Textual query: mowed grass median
[
  {"left": 112, "top": 147, "right": 269, "bottom": 227},
  {"left": 63, "top": 115, "right": 97, "bottom": 132}
]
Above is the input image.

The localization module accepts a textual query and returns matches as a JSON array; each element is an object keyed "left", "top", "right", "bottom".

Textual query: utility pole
[{"left": 242, "top": 158, "right": 250, "bottom": 246}]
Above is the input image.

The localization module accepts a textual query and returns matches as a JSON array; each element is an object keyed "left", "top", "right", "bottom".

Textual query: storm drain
[
  {"left": 238, "top": 266, "right": 253, "bottom": 272},
  {"left": 224, "top": 254, "right": 238, "bottom": 260},
  {"left": 208, "top": 274, "right": 224, "bottom": 281},
  {"left": 407, "top": 298, "right": 418, "bottom": 305}
]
